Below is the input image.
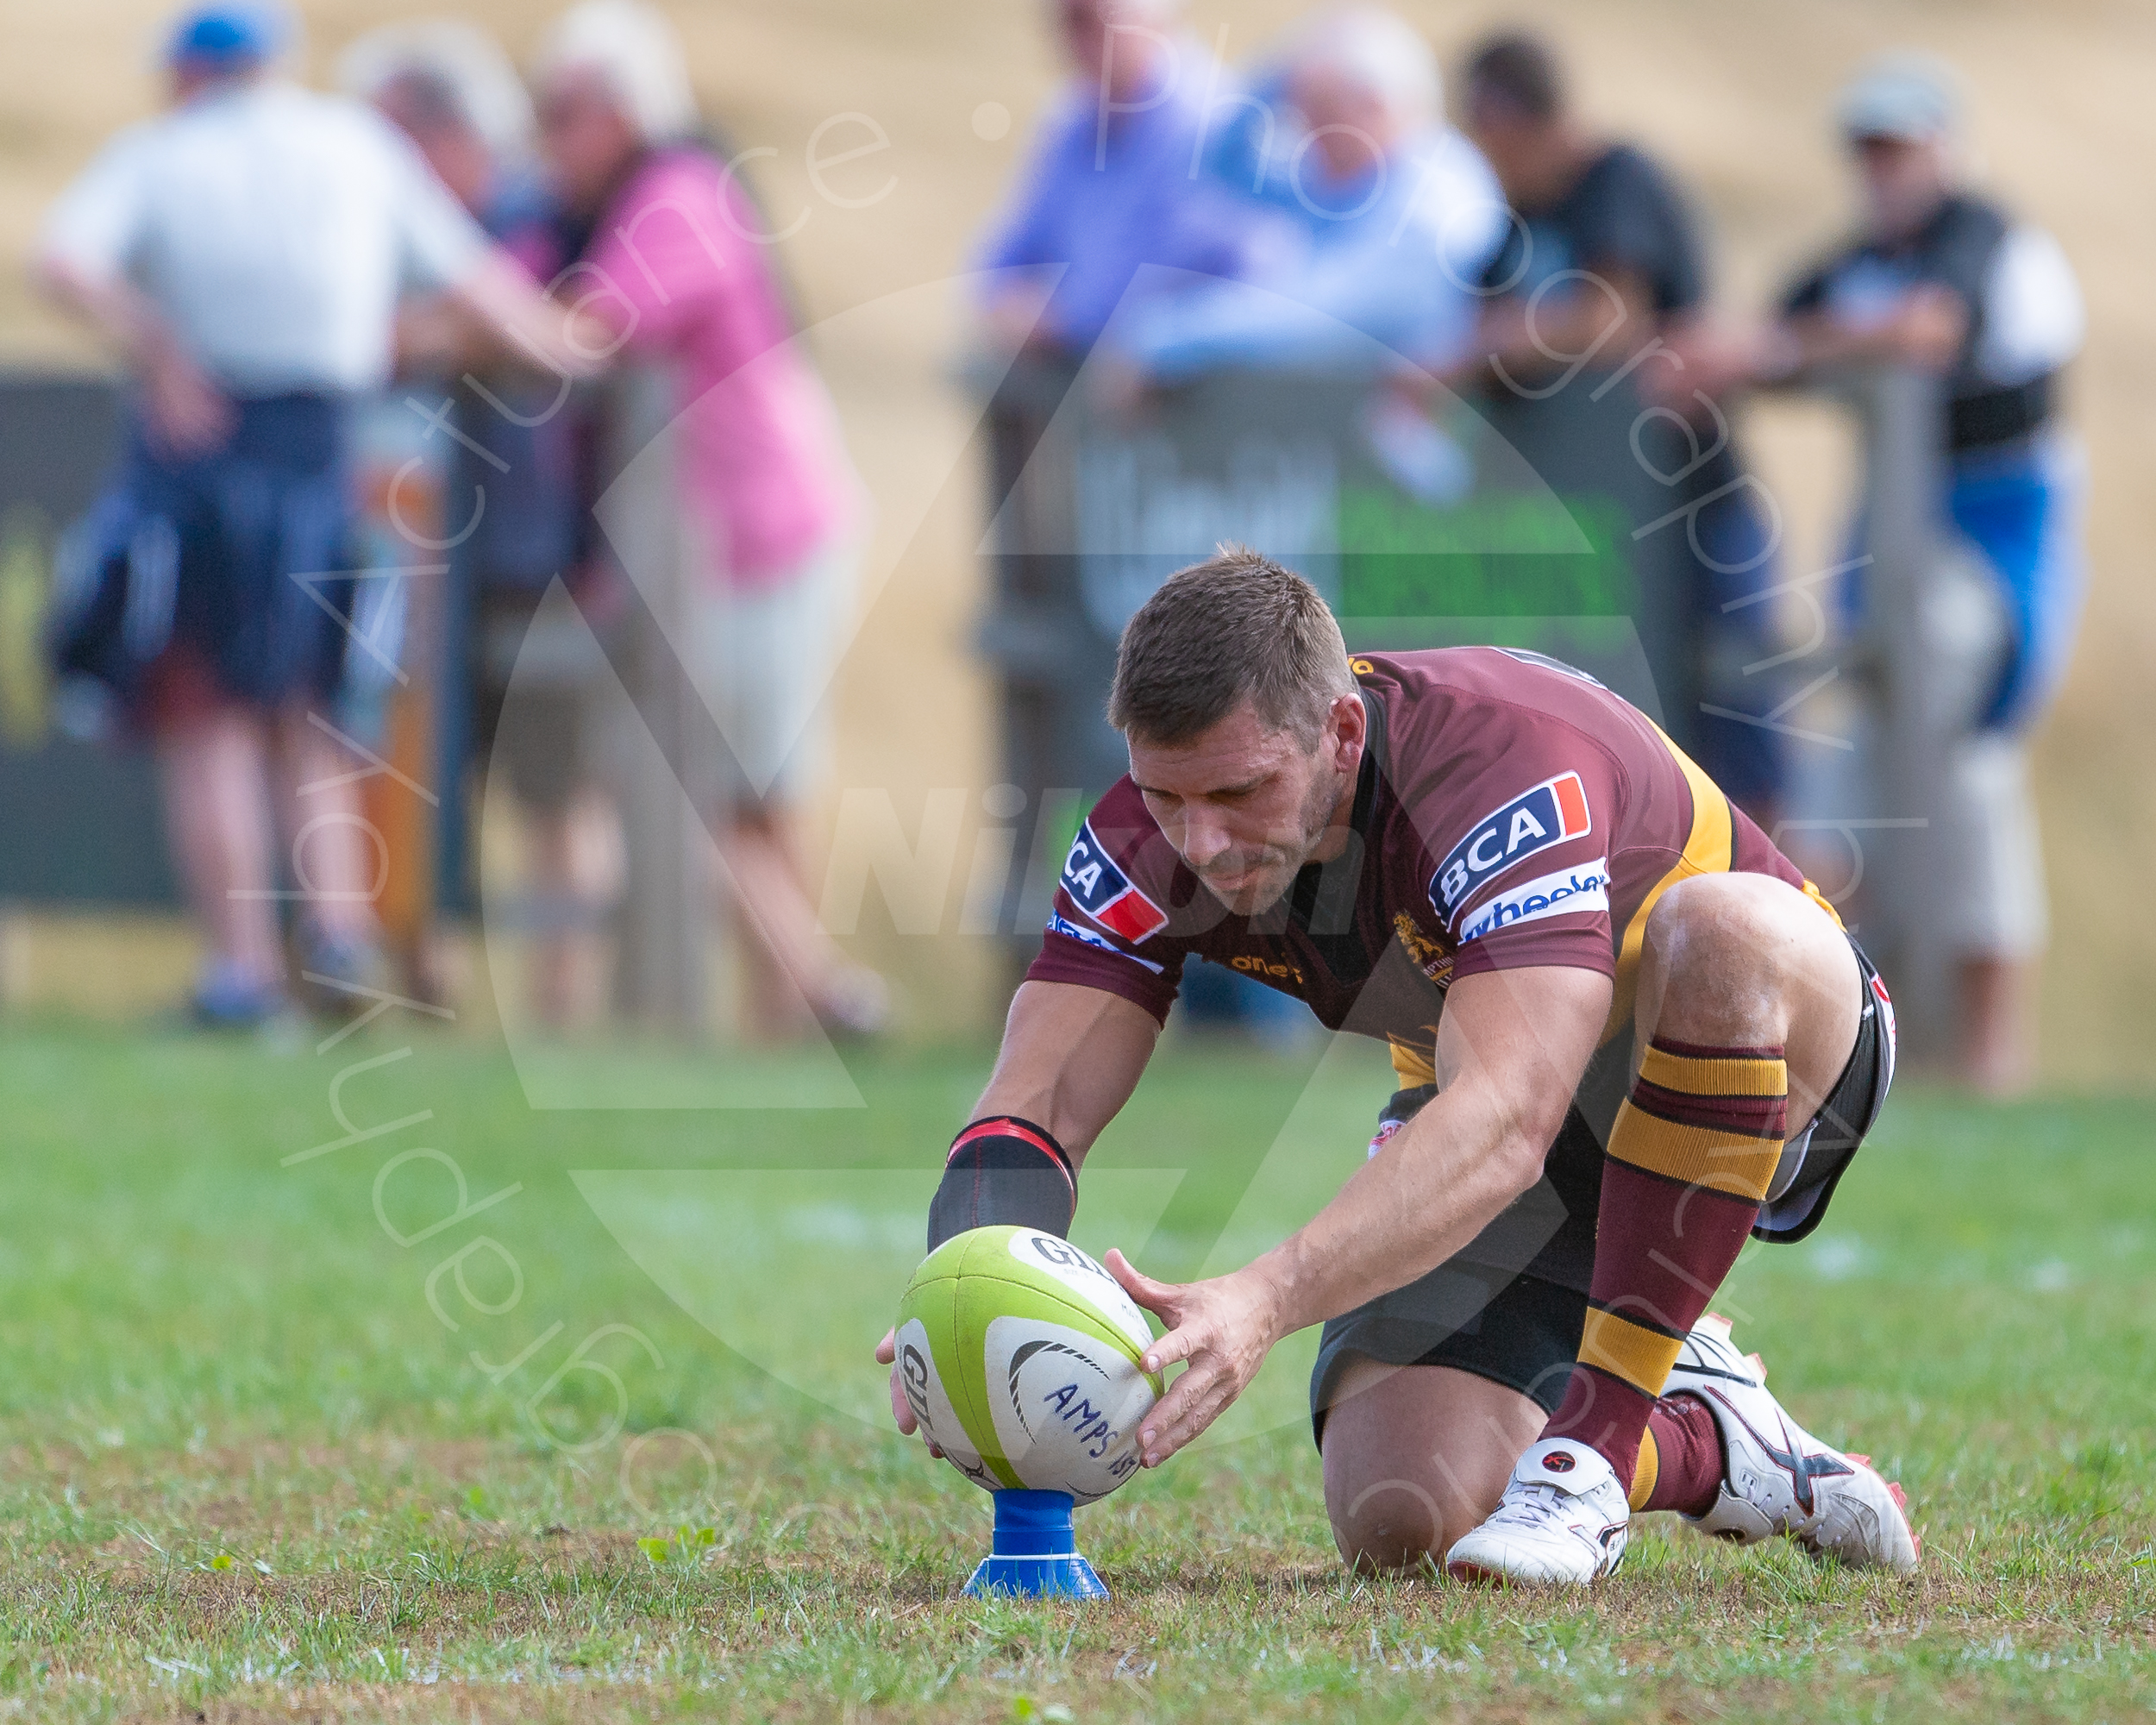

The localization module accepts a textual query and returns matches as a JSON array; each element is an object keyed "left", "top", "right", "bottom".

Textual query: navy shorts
[
  {"left": 49, "top": 393, "right": 360, "bottom": 720},
  {"left": 1309, "top": 932, "right": 1895, "bottom": 1446}
]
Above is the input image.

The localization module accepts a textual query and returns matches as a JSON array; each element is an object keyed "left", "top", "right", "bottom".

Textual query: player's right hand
[{"left": 874, "top": 1327, "right": 942, "bottom": 1456}]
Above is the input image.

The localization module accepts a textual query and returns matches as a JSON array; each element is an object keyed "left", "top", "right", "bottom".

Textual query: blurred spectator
[
  {"left": 531, "top": 0, "right": 889, "bottom": 1041},
  {"left": 34, "top": 0, "right": 586, "bottom": 1029},
  {"left": 341, "top": 22, "right": 543, "bottom": 230},
  {"left": 1119, "top": 7, "right": 1505, "bottom": 379},
  {"left": 342, "top": 21, "right": 605, "bottom": 1028},
  {"left": 1458, "top": 29, "right": 1787, "bottom": 821},
  {"left": 1719, "top": 53, "right": 2085, "bottom": 1094},
  {"left": 974, "top": 0, "right": 1279, "bottom": 359}
]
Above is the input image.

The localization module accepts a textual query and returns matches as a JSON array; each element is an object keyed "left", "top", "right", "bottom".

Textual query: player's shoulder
[
  {"left": 1355, "top": 644, "right": 1616, "bottom": 721},
  {"left": 1356, "top": 645, "right": 1645, "bottom": 822}
]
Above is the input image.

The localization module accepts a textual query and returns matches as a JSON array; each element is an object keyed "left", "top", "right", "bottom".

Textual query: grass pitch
[{"left": 1, "top": 1019, "right": 2151, "bottom": 1722}]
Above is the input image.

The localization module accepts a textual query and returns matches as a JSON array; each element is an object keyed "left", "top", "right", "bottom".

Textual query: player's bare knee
[
  {"left": 1645, "top": 875, "right": 1783, "bottom": 967},
  {"left": 1329, "top": 1473, "right": 1447, "bottom": 1572},
  {"left": 1640, "top": 875, "right": 1804, "bottom": 1039}
]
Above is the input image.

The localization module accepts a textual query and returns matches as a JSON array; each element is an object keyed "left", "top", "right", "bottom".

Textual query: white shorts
[
  {"left": 1937, "top": 729, "right": 2047, "bottom": 958},
  {"left": 1784, "top": 541, "right": 2049, "bottom": 961},
  {"left": 1925, "top": 543, "right": 2049, "bottom": 958},
  {"left": 682, "top": 536, "right": 858, "bottom": 808}
]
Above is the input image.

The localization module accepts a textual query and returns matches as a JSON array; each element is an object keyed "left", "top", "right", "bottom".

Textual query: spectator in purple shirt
[{"left": 975, "top": 0, "right": 1279, "bottom": 357}]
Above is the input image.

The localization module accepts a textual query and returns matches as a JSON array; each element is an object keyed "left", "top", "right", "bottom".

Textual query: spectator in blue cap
[
  {"left": 35, "top": 0, "right": 591, "bottom": 1029},
  {"left": 164, "top": 0, "right": 289, "bottom": 69}
]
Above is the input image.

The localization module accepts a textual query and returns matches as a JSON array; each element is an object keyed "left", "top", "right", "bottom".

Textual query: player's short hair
[
  {"left": 1463, "top": 29, "right": 1565, "bottom": 124},
  {"left": 1107, "top": 545, "right": 1355, "bottom": 749}
]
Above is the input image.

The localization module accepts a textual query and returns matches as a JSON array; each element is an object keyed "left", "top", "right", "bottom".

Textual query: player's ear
[{"left": 1327, "top": 690, "right": 1368, "bottom": 764}]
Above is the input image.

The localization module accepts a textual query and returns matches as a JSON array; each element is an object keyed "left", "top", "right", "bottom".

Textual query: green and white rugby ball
[{"left": 893, "top": 1226, "right": 1163, "bottom": 1502}]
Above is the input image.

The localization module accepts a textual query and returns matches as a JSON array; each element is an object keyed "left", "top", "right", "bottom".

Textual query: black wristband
[{"left": 925, "top": 1115, "right": 1075, "bottom": 1252}]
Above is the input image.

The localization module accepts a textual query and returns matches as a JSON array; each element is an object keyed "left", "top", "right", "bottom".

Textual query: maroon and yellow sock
[
  {"left": 1634, "top": 1394, "right": 1726, "bottom": 1515},
  {"left": 1544, "top": 1037, "right": 1787, "bottom": 1495}
]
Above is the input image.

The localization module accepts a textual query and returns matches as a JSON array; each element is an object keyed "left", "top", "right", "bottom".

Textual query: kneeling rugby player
[{"left": 879, "top": 549, "right": 1917, "bottom": 1583}]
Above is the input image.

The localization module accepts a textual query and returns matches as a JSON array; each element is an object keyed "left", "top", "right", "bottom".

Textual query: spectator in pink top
[{"left": 534, "top": 0, "right": 887, "bottom": 1039}]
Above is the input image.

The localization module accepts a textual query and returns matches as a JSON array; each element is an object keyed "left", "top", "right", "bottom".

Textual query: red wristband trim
[{"left": 948, "top": 1116, "right": 1075, "bottom": 1194}]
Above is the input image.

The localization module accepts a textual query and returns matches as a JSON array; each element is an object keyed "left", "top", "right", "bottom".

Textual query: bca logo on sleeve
[
  {"left": 1430, "top": 771, "right": 1592, "bottom": 923},
  {"left": 1061, "top": 821, "right": 1169, "bottom": 943}
]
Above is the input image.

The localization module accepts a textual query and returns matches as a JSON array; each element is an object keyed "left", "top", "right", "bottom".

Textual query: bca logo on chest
[
  {"left": 1430, "top": 771, "right": 1592, "bottom": 922},
  {"left": 1061, "top": 821, "right": 1169, "bottom": 943}
]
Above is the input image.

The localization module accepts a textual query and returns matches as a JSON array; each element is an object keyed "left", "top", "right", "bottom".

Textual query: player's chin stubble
[{"left": 1197, "top": 758, "right": 1353, "bottom": 918}]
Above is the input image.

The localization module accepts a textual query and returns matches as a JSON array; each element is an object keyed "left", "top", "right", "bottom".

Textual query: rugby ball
[{"left": 893, "top": 1226, "right": 1162, "bottom": 1502}]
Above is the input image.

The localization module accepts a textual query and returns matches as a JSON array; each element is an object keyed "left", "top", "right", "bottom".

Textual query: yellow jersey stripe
[
  {"left": 1388, "top": 1033, "right": 1438, "bottom": 1089},
  {"left": 1602, "top": 729, "right": 1733, "bottom": 1040}
]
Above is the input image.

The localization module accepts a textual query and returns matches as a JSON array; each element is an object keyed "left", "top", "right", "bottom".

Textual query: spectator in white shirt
[{"left": 36, "top": 0, "right": 586, "bottom": 1029}]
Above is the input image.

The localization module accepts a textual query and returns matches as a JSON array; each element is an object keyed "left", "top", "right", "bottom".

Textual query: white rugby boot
[
  {"left": 1445, "top": 1437, "right": 1631, "bottom": 1586},
  {"left": 1665, "top": 1314, "right": 1920, "bottom": 1573}
]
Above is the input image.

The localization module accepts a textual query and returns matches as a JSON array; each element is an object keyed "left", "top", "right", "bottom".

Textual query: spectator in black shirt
[
  {"left": 1766, "top": 55, "right": 2083, "bottom": 476},
  {"left": 1697, "top": 53, "right": 2085, "bottom": 1094},
  {"left": 1454, "top": 29, "right": 1786, "bottom": 823}
]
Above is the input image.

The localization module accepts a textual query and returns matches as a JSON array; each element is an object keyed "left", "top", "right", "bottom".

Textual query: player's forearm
[
  {"left": 1249, "top": 965, "right": 1608, "bottom": 1340},
  {"left": 1255, "top": 1076, "right": 1549, "bottom": 1338},
  {"left": 969, "top": 982, "right": 1159, "bottom": 1167}
]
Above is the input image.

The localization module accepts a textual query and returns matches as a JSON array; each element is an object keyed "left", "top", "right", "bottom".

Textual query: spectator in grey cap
[
  {"left": 1695, "top": 51, "right": 2086, "bottom": 1094},
  {"left": 35, "top": 1, "right": 589, "bottom": 1029}
]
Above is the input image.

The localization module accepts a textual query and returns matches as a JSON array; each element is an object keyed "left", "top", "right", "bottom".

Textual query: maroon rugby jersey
[{"left": 1026, "top": 647, "right": 1836, "bottom": 1289}]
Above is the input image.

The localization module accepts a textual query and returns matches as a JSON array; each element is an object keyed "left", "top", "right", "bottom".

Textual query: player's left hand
[
  {"left": 873, "top": 1326, "right": 943, "bottom": 1458},
  {"left": 1105, "top": 1249, "right": 1282, "bottom": 1468}
]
